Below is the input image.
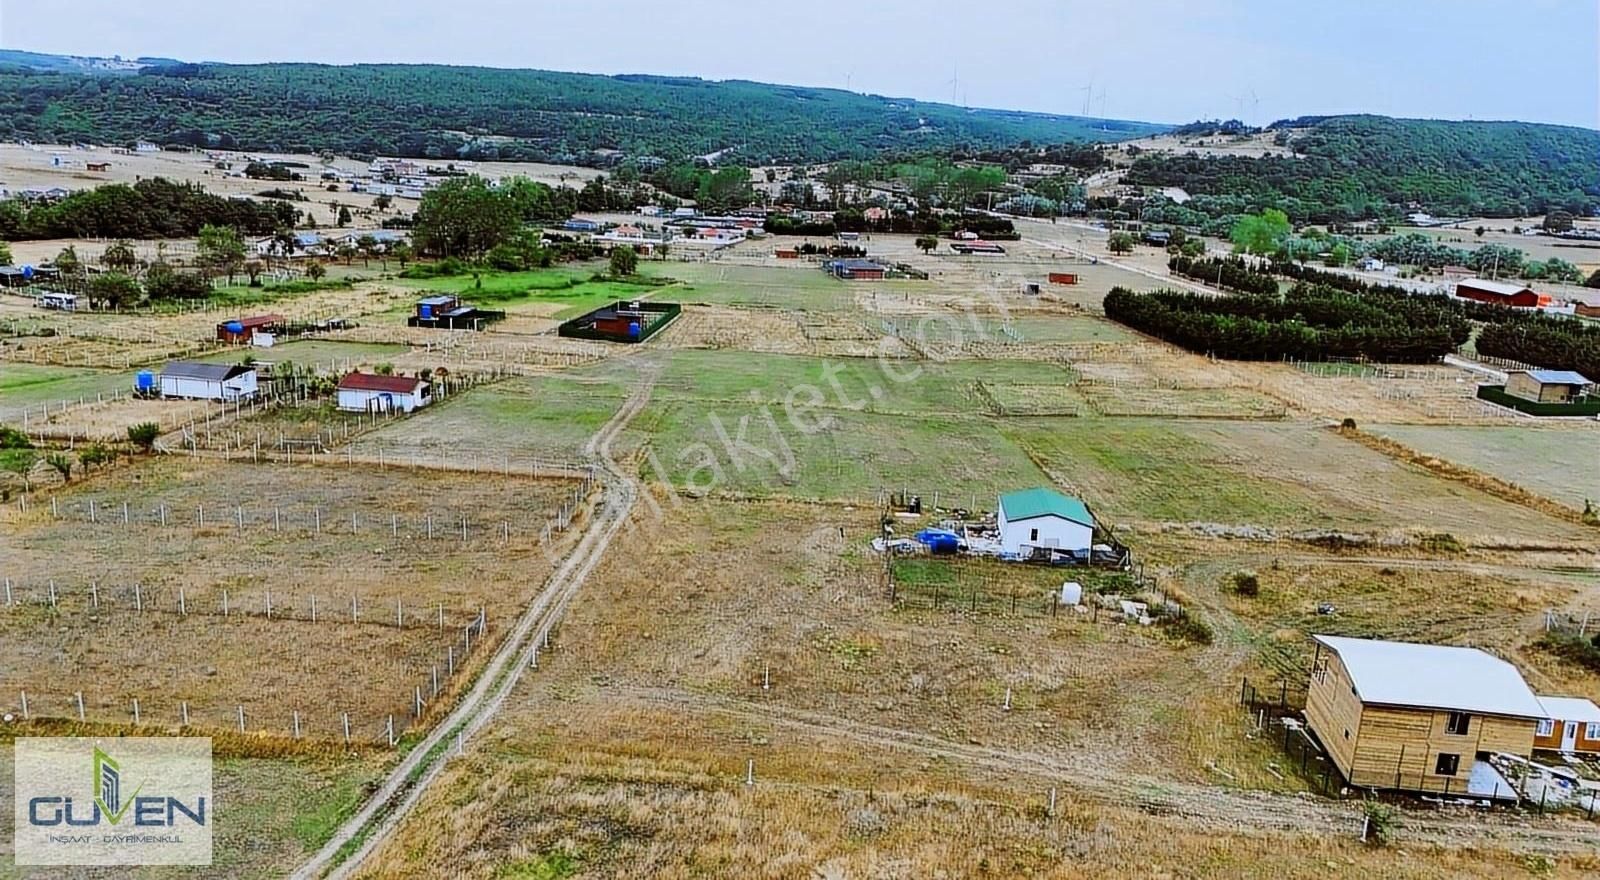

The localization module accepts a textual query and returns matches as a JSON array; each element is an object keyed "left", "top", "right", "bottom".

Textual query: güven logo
[{"left": 13, "top": 737, "right": 213, "bottom": 866}]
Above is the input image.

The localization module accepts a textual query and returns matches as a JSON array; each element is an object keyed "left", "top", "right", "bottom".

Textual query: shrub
[
  {"left": 1537, "top": 631, "right": 1600, "bottom": 674},
  {"left": 1230, "top": 570, "right": 1260, "bottom": 597},
  {"left": 0, "top": 426, "right": 32, "bottom": 449},
  {"left": 1417, "top": 532, "right": 1463, "bottom": 554},
  {"left": 1157, "top": 611, "right": 1213, "bottom": 645},
  {"left": 126, "top": 422, "right": 161, "bottom": 452},
  {"left": 1362, "top": 800, "right": 1396, "bottom": 846}
]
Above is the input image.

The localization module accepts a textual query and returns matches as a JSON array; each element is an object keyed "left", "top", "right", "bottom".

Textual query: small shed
[
  {"left": 159, "top": 361, "right": 259, "bottom": 401},
  {"left": 1505, "top": 370, "right": 1591, "bottom": 403},
  {"left": 825, "top": 259, "right": 888, "bottom": 281},
  {"left": 337, "top": 372, "right": 431, "bottom": 414},
  {"left": 996, "top": 487, "right": 1095, "bottom": 557},
  {"left": 217, "top": 314, "right": 286, "bottom": 344},
  {"left": 1535, "top": 696, "right": 1600, "bottom": 754}
]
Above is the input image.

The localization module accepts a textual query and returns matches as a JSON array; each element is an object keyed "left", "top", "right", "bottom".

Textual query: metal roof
[
  {"left": 1538, "top": 696, "right": 1600, "bottom": 724},
  {"left": 1314, "top": 635, "right": 1546, "bottom": 719},
  {"left": 1518, "top": 370, "right": 1592, "bottom": 386},
  {"left": 161, "top": 361, "right": 253, "bottom": 382},
  {"left": 338, "top": 372, "right": 425, "bottom": 394},
  {"left": 1458, "top": 278, "right": 1534, "bottom": 296},
  {"left": 417, "top": 295, "right": 457, "bottom": 306},
  {"left": 999, "top": 488, "right": 1094, "bottom": 527}
]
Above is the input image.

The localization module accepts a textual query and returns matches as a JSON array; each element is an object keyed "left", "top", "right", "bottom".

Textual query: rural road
[{"left": 291, "top": 367, "right": 657, "bottom": 880}]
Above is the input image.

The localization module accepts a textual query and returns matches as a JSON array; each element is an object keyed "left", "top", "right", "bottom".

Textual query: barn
[
  {"left": 159, "top": 361, "right": 259, "bottom": 401},
  {"left": 996, "top": 487, "right": 1095, "bottom": 558},
  {"left": 1305, "top": 635, "right": 1546, "bottom": 796},
  {"left": 337, "top": 372, "right": 431, "bottom": 413},
  {"left": 1455, "top": 278, "right": 1548, "bottom": 308},
  {"left": 1534, "top": 696, "right": 1600, "bottom": 755},
  {"left": 824, "top": 259, "right": 888, "bottom": 281}
]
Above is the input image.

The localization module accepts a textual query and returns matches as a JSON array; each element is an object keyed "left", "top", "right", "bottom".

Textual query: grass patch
[{"left": 397, "top": 266, "right": 660, "bottom": 317}]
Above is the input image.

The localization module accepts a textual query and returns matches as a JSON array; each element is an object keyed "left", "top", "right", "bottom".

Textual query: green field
[
  {"left": 397, "top": 267, "right": 661, "bottom": 318},
  {"left": 1370, "top": 424, "right": 1600, "bottom": 510},
  {"left": 0, "top": 363, "right": 131, "bottom": 420},
  {"left": 639, "top": 263, "right": 858, "bottom": 311},
  {"left": 352, "top": 371, "right": 635, "bottom": 462},
  {"left": 999, "top": 418, "right": 1591, "bottom": 540}
]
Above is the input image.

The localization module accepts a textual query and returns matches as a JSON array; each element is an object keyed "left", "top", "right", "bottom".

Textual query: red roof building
[{"left": 1455, "top": 279, "right": 1547, "bottom": 309}]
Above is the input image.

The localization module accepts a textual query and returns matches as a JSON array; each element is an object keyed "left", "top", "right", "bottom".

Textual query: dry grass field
[{"left": 1368, "top": 424, "right": 1600, "bottom": 510}]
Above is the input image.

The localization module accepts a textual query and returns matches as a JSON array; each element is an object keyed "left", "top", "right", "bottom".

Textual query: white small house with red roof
[{"left": 336, "top": 372, "right": 431, "bottom": 414}]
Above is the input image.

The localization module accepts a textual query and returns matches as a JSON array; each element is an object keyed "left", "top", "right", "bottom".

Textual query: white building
[
  {"left": 336, "top": 372, "right": 431, "bottom": 413},
  {"left": 996, "top": 487, "right": 1095, "bottom": 557},
  {"left": 159, "top": 361, "right": 259, "bottom": 401}
]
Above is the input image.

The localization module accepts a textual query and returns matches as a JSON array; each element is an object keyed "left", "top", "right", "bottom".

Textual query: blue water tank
[
  {"left": 21, "top": 265, "right": 33, "bottom": 280},
  {"left": 135, "top": 370, "right": 156, "bottom": 392},
  {"left": 224, "top": 320, "right": 244, "bottom": 334},
  {"left": 419, "top": 304, "right": 433, "bottom": 319},
  {"left": 628, "top": 321, "right": 641, "bottom": 339}
]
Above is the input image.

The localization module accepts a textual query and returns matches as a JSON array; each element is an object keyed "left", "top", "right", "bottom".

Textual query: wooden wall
[{"left": 1305, "top": 651, "right": 1364, "bottom": 780}]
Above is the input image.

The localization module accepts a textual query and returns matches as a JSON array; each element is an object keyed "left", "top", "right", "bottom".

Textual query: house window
[
  {"left": 1588, "top": 722, "right": 1600, "bottom": 740},
  {"left": 1029, "top": 528, "right": 1038, "bottom": 542},
  {"left": 1445, "top": 711, "right": 1471, "bottom": 736},
  {"left": 1537, "top": 719, "right": 1555, "bottom": 737},
  {"left": 1434, "top": 753, "right": 1460, "bottom": 776}
]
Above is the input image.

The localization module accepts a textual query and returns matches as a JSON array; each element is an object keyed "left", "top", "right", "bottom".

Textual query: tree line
[
  {"left": 1167, "top": 255, "right": 1279, "bottom": 295},
  {"left": 1477, "top": 317, "right": 1600, "bottom": 381},
  {"left": 0, "top": 178, "right": 296, "bottom": 242},
  {"left": 1104, "top": 284, "right": 1469, "bottom": 364}
]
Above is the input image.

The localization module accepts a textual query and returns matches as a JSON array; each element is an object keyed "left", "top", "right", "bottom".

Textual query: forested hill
[
  {"left": 1125, "top": 115, "right": 1600, "bottom": 222},
  {"left": 0, "top": 60, "right": 1168, "bottom": 165}
]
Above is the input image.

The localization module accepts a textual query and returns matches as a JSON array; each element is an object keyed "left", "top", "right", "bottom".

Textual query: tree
[
  {"left": 1543, "top": 257, "right": 1583, "bottom": 284},
  {"left": 413, "top": 176, "right": 520, "bottom": 258},
  {"left": 126, "top": 422, "right": 161, "bottom": 452},
  {"left": 609, "top": 245, "right": 638, "bottom": 278},
  {"left": 305, "top": 261, "right": 326, "bottom": 281},
  {"left": 1544, "top": 210, "right": 1575, "bottom": 233},
  {"left": 390, "top": 242, "right": 414, "bottom": 269},
  {"left": 1585, "top": 269, "right": 1600, "bottom": 289},
  {"left": 357, "top": 234, "right": 378, "bottom": 267},
  {"left": 914, "top": 235, "right": 939, "bottom": 254},
  {"left": 373, "top": 194, "right": 393, "bottom": 213},
  {"left": 337, "top": 205, "right": 353, "bottom": 228},
  {"left": 336, "top": 243, "right": 357, "bottom": 265},
  {"left": 1230, "top": 209, "right": 1291, "bottom": 255},
  {"left": 1326, "top": 243, "right": 1352, "bottom": 267},
  {"left": 53, "top": 245, "right": 84, "bottom": 293},
  {"left": 102, "top": 239, "right": 138, "bottom": 273},
  {"left": 196, "top": 224, "right": 246, "bottom": 284},
  {"left": 1107, "top": 232, "right": 1135, "bottom": 254},
  {"left": 0, "top": 240, "right": 11, "bottom": 264},
  {"left": 1474, "top": 226, "right": 1486, "bottom": 237},
  {"left": 243, "top": 259, "right": 266, "bottom": 286},
  {"left": 78, "top": 444, "right": 111, "bottom": 472},
  {"left": 86, "top": 272, "right": 143, "bottom": 310}
]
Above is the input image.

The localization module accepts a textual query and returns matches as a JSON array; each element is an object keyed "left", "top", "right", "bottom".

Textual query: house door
[{"left": 1563, "top": 721, "right": 1579, "bottom": 751}]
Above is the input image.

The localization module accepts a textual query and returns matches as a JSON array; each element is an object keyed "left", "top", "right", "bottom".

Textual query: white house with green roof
[{"left": 996, "top": 487, "right": 1095, "bottom": 557}]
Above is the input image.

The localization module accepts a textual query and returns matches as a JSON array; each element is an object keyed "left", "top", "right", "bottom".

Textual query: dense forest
[
  {"left": 0, "top": 178, "right": 296, "bottom": 241},
  {"left": 1125, "top": 115, "right": 1600, "bottom": 222},
  {"left": 0, "top": 59, "right": 1167, "bottom": 165}
]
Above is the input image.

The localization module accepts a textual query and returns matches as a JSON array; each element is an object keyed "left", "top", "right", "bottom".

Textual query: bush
[
  {"left": 0, "top": 426, "right": 32, "bottom": 449},
  {"left": 1362, "top": 800, "right": 1396, "bottom": 846},
  {"left": 1157, "top": 611, "right": 1214, "bottom": 645},
  {"left": 1537, "top": 631, "right": 1600, "bottom": 674},
  {"left": 126, "top": 422, "right": 161, "bottom": 452},
  {"left": 1230, "top": 570, "right": 1260, "bottom": 597}
]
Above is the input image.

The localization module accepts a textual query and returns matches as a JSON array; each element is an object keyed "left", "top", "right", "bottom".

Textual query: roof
[
  {"left": 417, "top": 295, "right": 457, "bottom": 306},
  {"left": 338, "top": 372, "right": 425, "bottom": 394},
  {"left": 999, "top": 487, "right": 1094, "bottom": 527},
  {"left": 161, "top": 361, "right": 253, "bottom": 382},
  {"left": 1517, "top": 369, "right": 1592, "bottom": 386},
  {"left": 1313, "top": 635, "right": 1547, "bottom": 719},
  {"left": 832, "top": 259, "right": 886, "bottom": 271},
  {"left": 222, "top": 313, "right": 285, "bottom": 328},
  {"left": 1538, "top": 696, "right": 1600, "bottom": 724},
  {"left": 1458, "top": 278, "right": 1535, "bottom": 296}
]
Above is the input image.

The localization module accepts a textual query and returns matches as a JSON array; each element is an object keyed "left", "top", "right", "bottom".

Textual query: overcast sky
[{"left": 1, "top": 0, "right": 1595, "bottom": 129}]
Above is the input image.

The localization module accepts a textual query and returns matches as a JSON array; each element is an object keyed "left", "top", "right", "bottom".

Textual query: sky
[{"left": 1, "top": 0, "right": 1595, "bottom": 129}]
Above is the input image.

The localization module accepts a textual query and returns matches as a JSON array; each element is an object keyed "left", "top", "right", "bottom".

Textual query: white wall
[
  {"left": 160, "top": 372, "right": 257, "bottom": 401},
  {"left": 997, "top": 513, "right": 1093, "bottom": 556},
  {"left": 337, "top": 387, "right": 428, "bottom": 413}
]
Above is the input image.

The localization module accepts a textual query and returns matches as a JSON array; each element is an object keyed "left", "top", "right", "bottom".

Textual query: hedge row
[
  {"left": 1167, "top": 255, "right": 1279, "bottom": 295},
  {"left": 1476, "top": 319, "right": 1600, "bottom": 381}
]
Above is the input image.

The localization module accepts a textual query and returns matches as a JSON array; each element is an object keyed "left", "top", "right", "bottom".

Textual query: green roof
[{"left": 999, "top": 487, "right": 1093, "bottom": 526}]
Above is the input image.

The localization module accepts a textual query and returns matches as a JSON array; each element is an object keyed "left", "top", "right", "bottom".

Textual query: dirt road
[{"left": 290, "top": 367, "right": 657, "bottom": 880}]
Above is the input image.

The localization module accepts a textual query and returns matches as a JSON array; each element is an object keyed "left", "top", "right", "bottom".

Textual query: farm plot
[
  {"left": 350, "top": 371, "right": 637, "bottom": 464},
  {"left": 0, "top": 362, "right": 133, "bottom": 422},
  {"left": 1369, "top": 423, "right": 1600, "bottom": 510},
  {"left": 1075, "top": 385, "right": 1287, "bottom": 419},
  {"left": 2, "top": 457, "right": 578, "bottom": 624},
  {"left": 194, "top": 339, "right": 410, "bottom": 372},
  {"left": 999, "top": 417, "right": 1597, "bottom": 544},
  {"left": 398, "top": 267, "right": 661, "bottom": 319},
  {"left": 641, "top": 262, "right": 854, "bottom": 311}
]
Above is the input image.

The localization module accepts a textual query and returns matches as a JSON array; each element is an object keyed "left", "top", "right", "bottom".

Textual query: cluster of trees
[
  {"left": 1126, "top": 116, "right": 1600, "bottom": 222},
  {"left": 412, "top": 175, "right": 582, "bottom": 259},
  {"left": 649, "top": 164, "right": 755, "bottom": 213},
  {"left": 0, "top": 63, "right": 1162, "bottom": 166},
  {"left": 1167, "top": 255, "right": 1279, "bottom": 295},
  {"left": 1104, "top": 285, "right": 1469, "bottom": 364},
  {"left": 1477, "top": 317, "right": 1600, "bottom": 381},
  {"left": 0, "top": 178, "right": 296, "bottom": 241}
]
